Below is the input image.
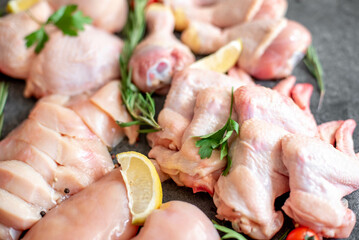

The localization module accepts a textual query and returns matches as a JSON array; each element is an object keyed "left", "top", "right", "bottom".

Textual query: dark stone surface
[{"left": 0, "top": 0, "right": 359, "bottom": 239}]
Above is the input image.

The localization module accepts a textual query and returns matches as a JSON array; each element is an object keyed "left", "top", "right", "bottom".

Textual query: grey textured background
[{"left": 1, "top": 0, "right": 359, "bottom": 239}]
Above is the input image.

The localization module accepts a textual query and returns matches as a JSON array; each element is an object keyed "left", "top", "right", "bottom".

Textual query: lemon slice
[
  {"left": 6, "top": 0, "right": 41, "bottom": 13},
  {"left": 116, "top": 151, "right": 162, "bottom": 225},
  {"left": 190, "top": 39, "right": 242, "bottom": 73}
]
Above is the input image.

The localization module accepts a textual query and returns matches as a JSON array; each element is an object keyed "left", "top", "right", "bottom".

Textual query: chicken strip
[
  {"left": 147, "top": 68, "right": 249, "bottom": 150},
  {"left": 47, "top": 0, "right": 128, "bottom": 33},
  {"left": 23, "top": 168, "right": 138, "bottom": 240},
  {"left": 25, "top": 26, "right": 122, "bottom": 98},
  {"left": 0, "top": 1, "right": 53, "bottom": 79},
  {"left": 214, "top": 119, "right": 290, "bottom": 239},
  {"left": 129, "top": 4, "right": 194, "bottom": 94},
  {"left": 132, "top": 201, "right": 220, "bottom": 240}
]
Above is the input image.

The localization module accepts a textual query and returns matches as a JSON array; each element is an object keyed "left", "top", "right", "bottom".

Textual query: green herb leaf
[
  {"left": 195, "top": 88, "right": 239, "bottom": 175},
  {"left": 0, "top": 82, "right": 9, "bottom": 138},
  {"left": 304, "top": 45, "right": 325, "bottom": 109},
  {"left": 277, "top": 229, "right": 291, "bottom": 240},
  {"left": 25, "top": 4, "right": 92, "bottom": 53},
  {"left": 24, "top": 27, "right": 49, "bottom": 53},
  {"left": 118, "top": 0, "right": 161, "bottom": 133},
  {"left": 304, "top": 234, "right": 315, "bottom": 240},
  {"left": 212, "top": 220, "right": 247, "bottom": 240}
]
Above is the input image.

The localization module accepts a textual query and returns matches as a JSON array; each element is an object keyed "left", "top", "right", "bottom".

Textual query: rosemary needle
[
  {"left": 304, "top": 45, "right": 325, "bottom": 110},
  {"left": 0, "top": 82, "right": 9, "bottom": 138}
]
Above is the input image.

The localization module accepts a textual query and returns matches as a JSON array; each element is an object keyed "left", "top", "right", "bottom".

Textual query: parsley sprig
[
  {"left": 213, "top": 221, "right": 247, "bottom": 240},
  {"left": 195, "top": 89, "right": 239, "bottom": 176},
  {"left": 304, "top": 45, "right": 324, "bottom": 110},
  {"left": 25, "top": 5, "right": 92, "bottom": 53},
  {"left": 118, "top": 0, "right": 161, "bottom": 133},
  {"left": 0, "top": 82, "right": 9, "bottom": 137}
]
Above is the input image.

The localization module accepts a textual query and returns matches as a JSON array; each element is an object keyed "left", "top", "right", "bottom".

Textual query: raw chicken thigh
[
  {"left": 132, "top": 201, "right": 220, "bottom": 240},
  {"left": 25, "top": 26, "right": 123, "bottom": 98},
  {"left": 47, "top": 0, "right": 128, "bottom": 33},
  {"left": 129, "top": 4, "right": 194, "bottom": 94},
  {"left": 0, "top": 1, "right": 53, "bottom": 79},
  {"left": 23, "top": 168, "right": 138, "bottom": 240}
]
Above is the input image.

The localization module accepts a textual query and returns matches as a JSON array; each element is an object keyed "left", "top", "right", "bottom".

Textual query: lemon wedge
[
  {"left": 190, "top": 39, "right": 242, "bottom": 73},
  {"left": 116, "top": 151, "right": 162, "bottom": 225},
  {"left": 6, "top": 0, "right": 41, "bottom": 13}
]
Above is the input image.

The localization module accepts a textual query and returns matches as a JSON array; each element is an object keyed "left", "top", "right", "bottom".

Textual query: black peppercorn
[{"left": 64, "top": 188, "right": 70, "bottom": 194}]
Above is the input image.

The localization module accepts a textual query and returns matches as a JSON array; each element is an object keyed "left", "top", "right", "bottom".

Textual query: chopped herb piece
[
  {"left": 0, "top": 82, "right": 9, "bottom": 138},
  {"left": 212, "top": 220, "right": 247, "bottom": 240}
]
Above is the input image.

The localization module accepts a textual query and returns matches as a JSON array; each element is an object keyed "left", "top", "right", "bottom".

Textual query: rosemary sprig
[
  {"left": 25, "top": 5, "right": 92, "bottom": 53},
  {"left": 118, "top": 0, "right": 161, "bottom": 133},
  {"left": 195, "top": 89, "right": 239, "bottom": 176},
  {"left": 0, "top": 82, "right": 9, "bottom": 137},
  {"left": 304, "top": 45, "right": 324, "bottom": 110},
  {"left": 212, "top": 220, "right": 247, "bottom": 240}
]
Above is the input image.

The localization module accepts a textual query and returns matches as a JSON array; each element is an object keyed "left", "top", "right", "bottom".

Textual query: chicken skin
[
  {"left": 132, "top": 201, "right": 220, "bottom": 240},
  {"left": 129, "top": 4, "right": 194, "bottom": 94}
]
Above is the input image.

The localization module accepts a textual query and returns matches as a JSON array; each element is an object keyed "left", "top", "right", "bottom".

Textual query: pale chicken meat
[
  {"left": 281, "top": 134, "right": 359, "bottom": 238},
  {"left": 132, "top": 201, "right": 220, "bottom": 240},
  {"left": 182, "top": 19, "right": 311, "bottom": 79},
  {"left": 147, "top": 68, "right": 249, "bottom": 150},
  {"left": 234, "top": 84, "right": 318, "bottom": 137},
  {"left": 0, "top": 1, "right": 53, "bottom": 79},
  {"left": 0, "top": 223, "right": 21, "bottom": 240},
  {"left": 149, "top": 88, "right": 232, "bottom": 194},
  {"left": 25, "top": 26, "right": 123, "bottom": 98},
  {"left": 47, "top": 0, "right": 128, "bottom": 33},
  {"left": 129, "top": 4, "right": 194, "bottom": 93},
  {"left": 164, "top": 0, "right": 287, "bottom": 31},
  {"left": 214, "top": 119, "right": 290, "bottom": 239},
  {"left": 23, "top": 169, "right": 138, "bottom": 240}
]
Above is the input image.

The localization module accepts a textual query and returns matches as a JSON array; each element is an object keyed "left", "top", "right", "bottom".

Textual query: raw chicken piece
[
  {"left": 214, "top": 119, "right": 290, "bottom": 239},
  {"left": 0, "top": 160, "right": 61, "bottom": 209},
  {"left": 147, "top": 68, "right": 248, "bottom": 150},
  {"left": 129, "top": 4, "right": 194, "bottom": 93},
  {"left": 164, "top": 0, "right": 287, "bottom": 31},
  {"left": 318, "top": 120, "right": 344, "bottom": 145},
  {"left": 23, "top": 168, "right": 138, "bottom": 240},
  {"left": 0, "top": 139, "right": 57, "bottom": 184},
  {"left": 281, "top": 134, "right": 359, "bottom": 238},
  {"left": 334, "top": 119, "right": 357, "bottom": 158},
  {"left": 25, "top": 26, "right": 123, "bottom": 98},
  {"left": 272, "top": 75, "right": 296, "bottom": 96},
  {"left": 0, "top": 223, "right": 21, "bottom": 240},
  {"left": 234, "top": 84, "right": 318, "bottom": 136},
  {"left": 182, "top": 19, "right": 311, "bottom": 79},
  {"left": 132, "top": 201, "right": 220, "bottom": 240},
  {"left": 47, "top": 0, "right": 128, "bottom": 33},
  {"left": 68, "top": 94, "right": 125, "bottom": 147},
  {"left": 0, "top": 2, "right": 53, "bottom": 79},
  {"left": 90, "top": 80, "right": 139, "bottom": 144},
  {"left": 0, "top": 189, "right": 42, "bottom": 231},
  {"left": 8, "top": 119, "right": 113, "bottom": 183},
  {"left": 149, "top": 88, "right": 232, "bottom": 194}
]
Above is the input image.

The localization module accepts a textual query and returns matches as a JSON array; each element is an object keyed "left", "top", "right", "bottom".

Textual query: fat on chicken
[
  {"left": 47, "top": 0, "right": 128, "bottom": 33},
  {"left": 129, "top": 4, "right": 194, "bottom": 94},
  {"left": 23, "top": 168, "right": 138, "bottom": 240},
  {"left": 182, "top": 19, "right": 311, "bottom": 79},
  {"left": 149, "top": 88, "right": 232, "bottom": 194},
  {"left": 0, "top": 223, "right": 21, "bottom": 240},
  {"left": 132, "top": 201, "right": 220, "bottom": 240},
  {"left": 214, "top": 119, "right": 290, "bottom": 239},
  {"left": 164, "top": 0, "right": 287, "bottom": 31},
  {"left": 25, "top": 26, "right": 123, "bottom": 98},
  {"left": 147, "top": 68, "right": 251, "bottom": 150},
  {"left": 0, "top": 1, "right": 53, "bottom": 79}
]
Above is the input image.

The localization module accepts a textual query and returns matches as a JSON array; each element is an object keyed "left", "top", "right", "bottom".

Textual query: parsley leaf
[
  {"left": 212, "top": 220, "right": 247, "bottom": 240},
  {"left": 117, "top": 0, "right": 161, "bottom": 133},
  {"left": 304, "top": 45, "right": 324, "bottom": 110},
  {"left": 25, "top": 5, "right": 92, "bottom": 53},
  {"left": 195, "top": 89, "right": 239, "bottom": 176}
]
